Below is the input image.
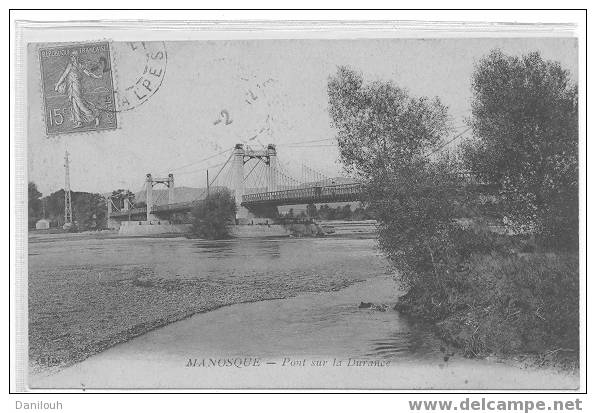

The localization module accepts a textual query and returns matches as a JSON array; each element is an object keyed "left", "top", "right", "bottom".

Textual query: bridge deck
[{"left": 241, "top": 183, "right": 363, "bottom": 207}]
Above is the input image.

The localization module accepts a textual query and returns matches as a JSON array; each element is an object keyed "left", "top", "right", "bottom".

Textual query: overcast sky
[{"left": 27, "top": 37, "right": 578, "bottom": 196}]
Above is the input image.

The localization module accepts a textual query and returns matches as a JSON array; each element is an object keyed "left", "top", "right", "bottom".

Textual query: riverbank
[
  {"left": 395, "top": 248, "right": 579, "bottom": 371},
  {"left": 30, "top": 274, "right": 578, "bottom": 389},
  {"left": 28, "top": 234, "right": 388, "bottom": 375}
]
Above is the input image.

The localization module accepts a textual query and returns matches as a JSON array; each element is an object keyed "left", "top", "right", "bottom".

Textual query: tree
[
  {"left": 72, "top": 192, "right": 107, "bottom": 230},
  {"left": 43, "top": 189, "right": 66, "bottom": 227},
  {"left": 28, "top": 182, "right": 43, "bottom": 228},
  {"left": 328, "top": 66, "right": 457, "bottom": 282},
  {"left": 318, "top": 204, "right": 332, "bottom": 220},
  {"left": 462, "top": 50, "right": 578, "bottom": 247},
  {"left": 110, "top": 189, "right": 135, "bottom": 210},
  {"left": 368, "top": 157, "right": 462, "bottom": 281},
  {"left": 328, "top": 66, "right": 451, "bottom": 178},
  {"left": 306, "top": 203, "right": 318, "bottom": 218},
  {"left": 340, "top": 204, "right": 352, "bottom": 220},
  {"left": 190, "top": 189, "right": 237, "bottom": 239}
]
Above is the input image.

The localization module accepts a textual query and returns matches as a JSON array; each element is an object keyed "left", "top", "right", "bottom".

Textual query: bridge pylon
[
  {"left": 232, "top": 144, "right": 246, "bottom": 219},
  {"left": 231, "top": 143, "right": 279, "bottom": 221},
  {"left": 146, "top": 172, "right": 175, "bottom": 221},
  {"left": 266, "top": 144, "right": 277, "bottom": 192}
]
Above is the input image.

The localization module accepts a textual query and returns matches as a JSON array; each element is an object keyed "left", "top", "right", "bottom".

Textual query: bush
[
  {"left": 396, "top": 228, "right": 579, "bottom": 360},
  {"left": 453, "top": 252, "right": 577, "bottom": 357},
  {"left": 190, "top": 189, "right": 237, "bottom": 239}
]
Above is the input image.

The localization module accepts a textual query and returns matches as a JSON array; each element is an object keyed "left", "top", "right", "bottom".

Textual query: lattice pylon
[{"left": 63, "top": 151, "right": 73, "bottom": 229}]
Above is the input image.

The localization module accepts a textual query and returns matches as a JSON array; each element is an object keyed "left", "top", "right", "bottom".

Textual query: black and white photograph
[{"left": 10, "top": 12, "right": 586, "bottom": 397}]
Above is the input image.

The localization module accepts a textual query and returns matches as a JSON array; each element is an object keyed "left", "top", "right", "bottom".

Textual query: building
[{"left": 35, "top": 219, "right": 50, "bottom": 230}]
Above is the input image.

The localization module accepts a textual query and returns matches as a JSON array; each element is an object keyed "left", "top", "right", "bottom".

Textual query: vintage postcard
[{"left": 14, "top": 20, "right": 584, "bottom": 393}]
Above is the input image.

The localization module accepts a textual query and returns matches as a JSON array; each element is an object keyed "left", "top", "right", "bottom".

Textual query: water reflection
[{"left": 189, "top": 238, "right": 282, "bottom": 259}]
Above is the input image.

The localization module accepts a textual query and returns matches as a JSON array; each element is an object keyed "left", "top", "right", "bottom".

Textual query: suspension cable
[{"left": 208, "top": 152, "right": 234, "bottom": 187}]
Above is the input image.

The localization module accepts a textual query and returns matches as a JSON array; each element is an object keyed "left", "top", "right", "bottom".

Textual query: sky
[{"left": 27, "top": 37, "right": 578, "bottom": 196}]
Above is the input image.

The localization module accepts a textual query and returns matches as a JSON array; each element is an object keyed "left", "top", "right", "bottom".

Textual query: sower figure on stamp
[{"left": 54, "top": 50, "right": 103, "bottom": 129}]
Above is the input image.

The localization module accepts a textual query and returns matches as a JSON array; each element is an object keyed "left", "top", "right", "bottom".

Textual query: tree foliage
[
  {"left": 328, "top": 66, "right": 452, "bottom": 178},
  {"left": 328, "top": 66, "right": 458, "bottom": 280},
  {"left": 191, "top": 189, "right": 237, "bottom": 239},
  {"left": 110, "top": 189, "right": 135, "bottom": 209},
  {"left": 28, "top": 182, "right": 43, "bottom": 228},
  {"left": 72, "top": 192, "right": 107, "bottom": 231},
  {"left": 462, "top": 50, "right": 578, "bottom": 247},
  {"left": 28, "top": 187, "right": 108, "bottom": 231}
]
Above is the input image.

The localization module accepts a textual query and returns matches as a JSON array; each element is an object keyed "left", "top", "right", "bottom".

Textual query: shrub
[
  {"left": 449, "top": 251, "right": 579, "bottom": 357},
  {"left": 190, "top": 189, "right": 237, "bottom": 239},
  {"left": 396, "top": 225, "right": 579, "bottom": 359}
]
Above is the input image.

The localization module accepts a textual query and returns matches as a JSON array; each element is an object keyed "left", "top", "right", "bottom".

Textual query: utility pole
[
  {"left": 206, "top": 169, "right": 210, "bottom": 198},
  {"left": 63, "top": 150, "right": 73, "bottom": 230}
]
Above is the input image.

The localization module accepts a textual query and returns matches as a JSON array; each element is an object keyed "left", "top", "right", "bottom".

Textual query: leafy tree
[
  {"left": 340, "top": 204, "right": 352, "bottom": 220},
  {"left": 191, "top": 189, "right": 237, "bottom": 239},
  {"left": 306, "top": 203, "right": 318, "bottom": 218},
  {"left": 352, "top": 204, "right": 371, "bottom": 221},
  {"left": 328, "top": 66, "right": 457, "bottom": 282},
  {"left": 28, "top": 182, "right": 43, "bottom": 228},
  {"left": 462, "top": 50, "right": 578, "bottom": 248},
  {"left": 318, "top": 204, "right": 331, "bottom": 220},
  {"left": 72, "top": 192, "right": 107, "bottom": 230},
  {"left": 110, "top": 189, "right": 135, "bottom": 210},
  {"left": 328, "top": 66, "right": 451, "bottom": 178},
  {"left": 368, "top": 157, "right": 462, "bottom": 282},
  {"left": 40, "top": 189, "right": 108, "bottom": 230},
  {"left": 318, "top": 204, "right": 337, "bottom": 220},
  {"left": 44, "top": 189, "right": 66, "bottom": 227}
]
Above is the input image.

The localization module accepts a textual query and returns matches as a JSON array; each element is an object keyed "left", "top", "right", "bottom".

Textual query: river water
[{"left": 28, "top": 233, "right": 579, "bottom": 390}]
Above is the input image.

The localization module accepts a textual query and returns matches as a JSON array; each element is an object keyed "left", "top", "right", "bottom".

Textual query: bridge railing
[{"left": 241, "top": 183, "right": 363, "bottom": 205}]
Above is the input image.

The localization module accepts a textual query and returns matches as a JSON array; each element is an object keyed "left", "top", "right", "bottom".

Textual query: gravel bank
[{"left": 29, "top": 236, "right": 388, "bottom": 374}]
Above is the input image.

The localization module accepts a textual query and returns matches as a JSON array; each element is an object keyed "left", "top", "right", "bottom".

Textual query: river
[{"left": 28, "top": 232, "right": 578, "bottom": 390}]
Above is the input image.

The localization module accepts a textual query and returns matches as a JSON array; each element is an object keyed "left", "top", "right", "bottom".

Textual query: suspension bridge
[
  {"left": 106, "top": 127, "right": 472, "bottom": 229},
  {"left": 107, "top": 143, "right": 364, "bottom": 227}
]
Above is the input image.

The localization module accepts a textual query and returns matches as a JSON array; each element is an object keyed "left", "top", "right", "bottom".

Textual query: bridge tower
[
  {"left": 231, "top": 143, "right": 278, "bottom": 221},
  {"left": 266, "top": 144, "right": 277, "bottom": 192},
  {"left": 231, "top": 144, "right": 246, "bottom": 217},
  {"left": 145, "top": 174, "right": 153, "bottom": 221},
  {"left": 168, "top": 174, "right": 175, "bottom": 205},
  {"left": 145, "top": 173, "right": 175, "bottom": 221}
]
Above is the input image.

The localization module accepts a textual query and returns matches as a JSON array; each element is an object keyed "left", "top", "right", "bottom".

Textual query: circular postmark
[{"left": 110, "top": 41, "right": 167, "bottom": 112}]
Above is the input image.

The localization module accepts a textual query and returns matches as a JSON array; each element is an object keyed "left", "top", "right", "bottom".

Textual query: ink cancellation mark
[
  {"left": 39, "top": 42, "right": 118, "bottom": 136},
  {"left": 113, "top": 41, "right": 167, "bottom": 112}
]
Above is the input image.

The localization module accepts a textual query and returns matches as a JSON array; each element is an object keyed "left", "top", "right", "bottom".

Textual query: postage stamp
[{"left": 39, "top": 42, "right": 118, "bottom": 135}]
